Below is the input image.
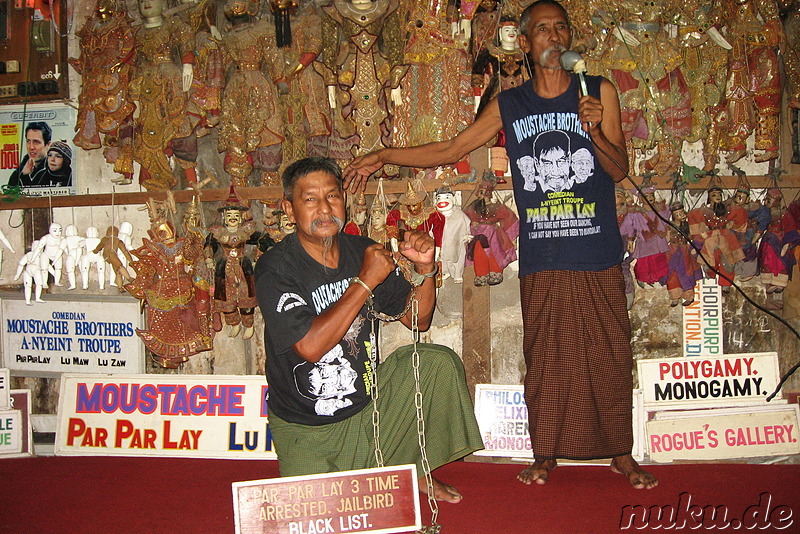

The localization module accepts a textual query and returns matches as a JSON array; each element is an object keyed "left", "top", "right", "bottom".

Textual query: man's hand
[
  {"left": 358, "top": 243, "right": 397, "bottom": 290},
  {"left": 21, "top": 158, "right": 36, "bottom": 176},
  {"left": 343, "top": 151, "right": 384, "bottom": 193},
  {"left": 397, "top": 230, "right": 435, "bottom": 272},
  {"left": 578, "top": 94, "right": 603, "bottom": 135}
]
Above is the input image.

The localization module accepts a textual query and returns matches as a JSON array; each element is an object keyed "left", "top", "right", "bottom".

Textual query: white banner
[
  {"left": 55, "top": 374, "right": 277, "bottom": 460},
  {"left": 0, "top": 296, "right": 144, "bottom": 377},
  {"left": 682, "top": 279, "right": 723, "bottom": 357},
  {"left": 637, "top": 353, "right": 782, "bottom": 409},
  {"left": 0, "top": 368, "right": 9, "bottom": 409},
  {"left": 473, "top": 385, "right": 531, "bottom": 458},
  {"left": 647, "top": 405, "right": 800, "bottom": 462}
]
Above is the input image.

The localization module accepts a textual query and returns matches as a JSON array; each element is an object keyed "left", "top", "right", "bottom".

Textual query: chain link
[{"left": 367, "top": 288, "right": 441, "bottom": 533}]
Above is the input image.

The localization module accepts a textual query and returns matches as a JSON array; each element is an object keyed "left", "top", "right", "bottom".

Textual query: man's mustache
[
  {"left": 310, "top": 215, "right": 345, "bottom": 232},
  {"left": 540, "top": 45, "right": 567, "bottom": 67}
]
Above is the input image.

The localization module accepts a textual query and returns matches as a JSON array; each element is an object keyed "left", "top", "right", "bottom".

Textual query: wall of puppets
[{"left": 0, "top": 0, "right": 799, "bottom": 419}]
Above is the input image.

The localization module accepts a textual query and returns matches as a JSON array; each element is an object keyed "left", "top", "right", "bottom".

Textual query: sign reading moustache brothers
[
  {"left": 0, "top": 296, "right": 143, "bottom": 377},
  {"left": 56, "top": 374, "right": 277, "bottom": 459}
]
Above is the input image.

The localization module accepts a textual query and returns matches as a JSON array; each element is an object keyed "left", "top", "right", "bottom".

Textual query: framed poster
[{"left": 0, "top": 103, "right": 77, "bottom": 196}]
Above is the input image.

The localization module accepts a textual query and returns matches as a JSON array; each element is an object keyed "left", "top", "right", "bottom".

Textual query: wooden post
[{"left": 461, "top": 265, "right": 491, "bottom": 401}]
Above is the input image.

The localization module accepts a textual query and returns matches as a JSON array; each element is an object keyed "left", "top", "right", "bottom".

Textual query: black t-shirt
[{"left": 254, "top": 232, "right": 411, "bottom": 426}]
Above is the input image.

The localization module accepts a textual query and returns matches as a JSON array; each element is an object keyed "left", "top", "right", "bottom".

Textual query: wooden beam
[{"left": 1, "top": 174, "right": 798, "bottom": 210}]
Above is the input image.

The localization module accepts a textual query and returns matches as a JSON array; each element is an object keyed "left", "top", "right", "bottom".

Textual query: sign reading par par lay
[
  {"left": 232, "top": 465, "right": 421, "bottom": 534},
  {"left": 56, "top": 374, "right": 277, "bottom": 459},
  {"left": 0, "top": 296, "right": 144, "bottom": 377}
]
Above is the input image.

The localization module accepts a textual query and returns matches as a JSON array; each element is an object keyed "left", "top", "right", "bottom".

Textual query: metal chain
[{"left": 367, "top": 288, "right": 441, "bottom": 534}]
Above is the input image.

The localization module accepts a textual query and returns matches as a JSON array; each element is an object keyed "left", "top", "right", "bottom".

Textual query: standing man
[
  {"left": 255, "top": 157, "right": 483, "bottom": 502},
  {"left": 8, "top": 122, "right": 52, "bottom": 187},
  {"left": 345, "top": 0, "right": 657, "bottom": 489}
]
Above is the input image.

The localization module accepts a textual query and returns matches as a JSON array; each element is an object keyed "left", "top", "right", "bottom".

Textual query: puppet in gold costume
[
  {"left": 705, "top": 0, "right": 783, "bottom": 166},
  {"left": 129, "top": 0, "right": 196, "bottom": 190},
  {"left": 219, "top": 0, "right": 284, "bottom": 187},
  {"left": 69, "top": 0, "right": 136, "bottom": 180},
  {"left": 271, "top": 1, "right": 332, "bottom": 163},
  {"left": 319, "top": 0, "right": 407, "bottom": 162},
  {"left": 208, "top": 188, "right": 259, "bottom": 338},
  {"left": 392, "top": 0, "right": 473, "bottom": 151},
  {"left": 126, "top": 213, "right": 214, "bottom": 368},
  {"left": 782, "top": 0, "right": 800, "bottom": 109}
]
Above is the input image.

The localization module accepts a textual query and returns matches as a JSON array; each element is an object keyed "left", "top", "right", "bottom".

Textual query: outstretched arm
[{"left": 343, "top": 98, "right": 504, "bottom": 192}]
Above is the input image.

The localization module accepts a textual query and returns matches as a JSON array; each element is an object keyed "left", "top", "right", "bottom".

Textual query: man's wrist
[
  {"left": 408, "top": 263, "right": 438, "bottom": 287},
  {"left": 413, "top": 263, "right": 437, "bottom": 275}
]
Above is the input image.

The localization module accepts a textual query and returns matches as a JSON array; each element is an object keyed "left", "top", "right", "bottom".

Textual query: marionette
[
  {"left": 81, "top": 227, "right": 106, "bottom": 290},
  {"left": 94, "top": 226, "right": 135, "bottom": 290},
  {"left": 620, "top": 185, "right": 670, "bottom": 287},
  {"left": 31, "top": 223, "right": 67, "bottom": 288},
  {"left": 129, "top": 0, "right": 196, "bottom": 190},
  {"left": 69, "top": 0, "right": 136, "bottom": 180},
  {"left": 109, "top": 221, "right": 133, "bottom": 287},
  {"left": 344, "top": 192, "right": 368, "bottom": 236},
  {"left": 219, "top": 0, "right": 284, "bottom": 187},
  {"left": 663, "top": 202, "right": 703, "bottom": 307},
  {"left": 758, "top": 189, "right": 792, "bottom": 293},
  {"left": 319, "top": 0, "right": 407, "bottom": 161},
  {"left": 615, "top": 185, "right": 636, "bottom": 309},
  {"left": 727, "top": 187, "right": 770, "bottom": 281},
  {"left": 271, "top": 0, "right": 332, "bottom": 162},
  {"left": 62, "top": 225, "right": 85, "bottom": 290},
  {"left": 208, "top": 188, "right": 259, "bottom": 338},
  {"left": 386, "top": 180, "right": 445, "bottom": 248},
  {"left": 688, "top": 186, "right": 746, "bottom": 289},
  {"left": 392, "top": 0, "right": 473, "bottom": 156},
  {"left": 463, "top": 174, "right": 518, "bottom": 286},
  {"left": 435, "top": 186, "right": 471, "bottom": 283},
  {"left": 15, "top": 241, "right": 46, "bottom": 305},
  {"left": 125, "top": 214, "right": 214, "bottom": 368}
]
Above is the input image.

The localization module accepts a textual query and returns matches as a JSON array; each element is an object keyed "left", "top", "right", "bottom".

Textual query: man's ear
[
  {"left": 518, "top": 33, "right": 530, "bottom": 54},
  {"left": 281, "top": 198, "right": 296, "bottom": 223}
]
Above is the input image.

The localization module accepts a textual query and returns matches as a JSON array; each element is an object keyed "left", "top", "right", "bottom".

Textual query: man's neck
[
  {"left": 299, "top": 234, "right": 340, "bottom": 269},
  {"left": 532, "top": 68, "right": 571, "bottom": 99}
]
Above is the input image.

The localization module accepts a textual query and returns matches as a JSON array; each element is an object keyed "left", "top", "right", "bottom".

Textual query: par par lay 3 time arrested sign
[{"left": 56, "top": 374, "right": 277, "bottom": 459}]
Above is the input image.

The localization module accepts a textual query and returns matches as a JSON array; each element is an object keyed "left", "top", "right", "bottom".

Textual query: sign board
[
  {"left": 646, "top": 405, "right": 800, "bottom": 462},
  {"left": 473, "top": 385, "right": 531, "bottom": 458},
  {"left": 682, "top": 279, "right": 723, "bottom": 356},
  {"left": 1, "top": 389, "right": 33, "bottom": 457},
  {"left": 0, "top": 296, "right": 145, "bottom": 377},
  {"left": 0, "top": 368, "right": 9, "bottom": 409},
  {"left": 637, "top": 352, "right": 782, "bottom": 409},
  {"left": 232, "top": 465, "right": 421, "bottom": 534},
  {"left": 55, "top": 374, "right": 277, "bottom": 459},
  {"left": 0, "top": 103, "right": 77, "bottom": 196},
  {"left": 473, "top": 384, "right": 645, "bottom": 461}
]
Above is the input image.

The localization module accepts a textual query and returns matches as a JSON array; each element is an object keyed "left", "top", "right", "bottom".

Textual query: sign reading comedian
[
  {"left": 682, "top": 279, "right": 723, "bottom": 357},
  {"left": 0, "top": 296, "right": 144, "bottom": 377},
  {"left": 55, "top": 374, "right": 277, "bottom": 460},
  {"left": 637, "top": 353, "right": 781, "bottom": 409}
]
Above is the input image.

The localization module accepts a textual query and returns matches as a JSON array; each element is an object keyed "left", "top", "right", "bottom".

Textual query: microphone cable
[{"left": 588, "top": 131, "right": 800, "bottom": 402}]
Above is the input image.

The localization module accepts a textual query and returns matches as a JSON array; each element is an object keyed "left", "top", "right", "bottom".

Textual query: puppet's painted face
[
  {"left": 224, "top": 208, "right": 242, "bottom": 229},
  {"left": 436, "top": 192, "right": 455, "bottom": 214}
]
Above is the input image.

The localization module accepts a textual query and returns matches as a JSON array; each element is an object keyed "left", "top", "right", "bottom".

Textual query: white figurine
[
  {"left": 15, "top": 240, "right": 45, "bottom": 305},
  {"left": 0, "top": 227, "right": 14, "bottom": 278},
  {"left": 63, "top": 224, "right": 86, "bottom": 290},
  {"left": 31, "top": 222, "right": 67, "bottom": 287},
  {"left": 435, "top": 186, "right": 471, "bottom": 283},
  {"left": 109, "top": 221, "right": 133, "bottom": 287},
  {"left": 80, "top": 226, "right": 106, "bottom": 290}
]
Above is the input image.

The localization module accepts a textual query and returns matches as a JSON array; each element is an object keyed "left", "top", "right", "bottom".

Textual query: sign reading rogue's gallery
[{"left": 0, "top": 296, "right": 144, "bottom": 377}]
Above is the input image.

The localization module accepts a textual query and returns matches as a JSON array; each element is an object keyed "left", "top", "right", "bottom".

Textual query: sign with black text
[
  {"left": 0, "top": 368, "right": 9, "bottom": 409},
  {"left": 55, "top": 374, "right": 277, "bottom": 459},
  {"left": 0, "top": 296, "right": 144, "bottom": 377},
  {"left": 232, "top": 465, "right": 421, "bottom": 534}
]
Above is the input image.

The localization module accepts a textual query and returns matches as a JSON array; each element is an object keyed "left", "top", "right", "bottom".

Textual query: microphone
[{"left": 560, "top": 50, "right": 589, "bottom": 98}]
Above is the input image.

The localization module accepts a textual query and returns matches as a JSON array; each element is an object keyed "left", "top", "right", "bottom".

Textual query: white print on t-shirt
[
  {"left": 516, "top": 130, "right": 595, "bottom": 193},
  {"left": 311, "top": 278, "right": 350, "bottom": 314},
  {"left": 276, "top": 292, "right": 307, "bottom": 313},
  {"left": 293, "top": 344, "right": 358, "bottom": 416}
]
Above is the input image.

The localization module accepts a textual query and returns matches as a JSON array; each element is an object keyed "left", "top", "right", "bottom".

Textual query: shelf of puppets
[{"left": 0, "top": 174, "right": 798, "bottom": 209}]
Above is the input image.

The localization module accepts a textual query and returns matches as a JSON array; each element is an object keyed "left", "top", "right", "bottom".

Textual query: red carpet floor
[{"left": 2, "top": 457, "right": 799, "bottom": 533}]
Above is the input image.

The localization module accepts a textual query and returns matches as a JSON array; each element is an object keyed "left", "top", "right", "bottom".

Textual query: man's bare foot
[
  {"left": 517, "top": 459, "right": 557, "bottom": 485},
  {"left": 610, "top": 454, "right": 658, "bottom": 489},
  {"left": 419, "top": 476, "right": 463, "bottom": 503}
]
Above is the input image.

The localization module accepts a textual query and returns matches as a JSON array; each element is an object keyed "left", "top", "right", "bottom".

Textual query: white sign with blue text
[{"left": 0, "top": 296, "right": 144, "bottom": 377}]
